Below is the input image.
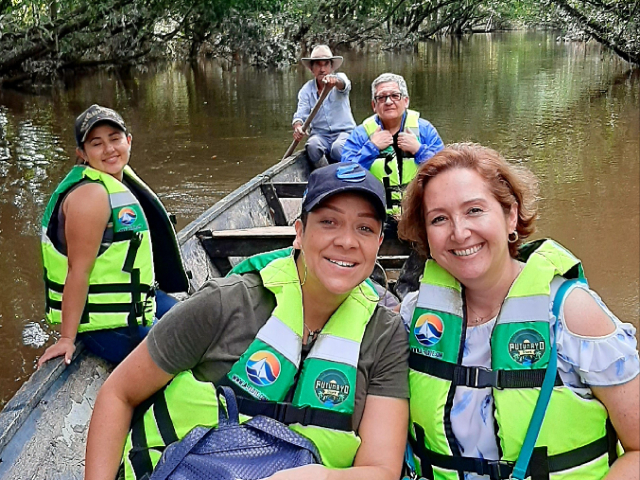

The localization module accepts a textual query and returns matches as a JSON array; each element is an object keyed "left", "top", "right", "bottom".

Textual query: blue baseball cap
[{"left": 302, "top": 163, "right": 386, "bottom": 221}]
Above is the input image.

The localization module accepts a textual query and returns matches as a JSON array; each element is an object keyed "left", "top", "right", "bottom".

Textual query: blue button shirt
[
  {"left": 340, "top": 112, "right": 444, "bottom": 170},
  {"left": 292, "top": 73, "right": 356, "bottom": 137}
]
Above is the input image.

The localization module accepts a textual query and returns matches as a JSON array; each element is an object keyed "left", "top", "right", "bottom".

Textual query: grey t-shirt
[{"left": 147, "top": 272, "right": 409, "bottom": 431}]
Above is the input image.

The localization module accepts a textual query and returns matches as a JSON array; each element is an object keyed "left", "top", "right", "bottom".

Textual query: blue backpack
[{"left": 149, "top": 386, "right": 321, "bottom": 480}]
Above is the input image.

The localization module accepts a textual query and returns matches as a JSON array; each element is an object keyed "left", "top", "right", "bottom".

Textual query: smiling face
[
  {"left": 311, "top": 59, "right": 332, "bottom": 83},
  {"left": 423, "top": 167, "right": 517, "bottom": 289},
  {"left": 372, "top": 81, "right": 409, "bottom": 127},
  {"left": 77, "top": 123, "right": 131, "bottom": 180},
  {"left": 294, "top": 192, "right": 383, "bottom": 298}
]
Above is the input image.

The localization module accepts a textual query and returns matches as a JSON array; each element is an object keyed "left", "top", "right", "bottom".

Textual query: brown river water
[{"left": 0, "top": 32, "right": 638, "bottom": 408}]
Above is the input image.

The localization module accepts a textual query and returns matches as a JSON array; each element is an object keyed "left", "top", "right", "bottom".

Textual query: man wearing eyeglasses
[
  {"left": 341, "top": 73, "right": 444, "bottom": 217},
  {"left": 341, "top": 73, "right": 444, "bottom": 300}
]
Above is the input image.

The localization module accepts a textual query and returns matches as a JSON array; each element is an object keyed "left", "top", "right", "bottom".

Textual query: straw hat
[{"left": 300, "top": 45, "right": 343, "bottom": 72}]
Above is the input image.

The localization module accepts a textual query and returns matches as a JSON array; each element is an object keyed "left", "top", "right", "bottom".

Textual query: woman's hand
[
  {"left": 37, "top": 337, "right": 75, "bottom": 367},
  {"left": 265, "top": 464, "right": 329, "bottom": 480}
]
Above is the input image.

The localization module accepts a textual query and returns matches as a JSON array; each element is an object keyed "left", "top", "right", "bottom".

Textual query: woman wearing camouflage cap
[{"left": 38, "top": 105, "right": 187, "bottom": 367}]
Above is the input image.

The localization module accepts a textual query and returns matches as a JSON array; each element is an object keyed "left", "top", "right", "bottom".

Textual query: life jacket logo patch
[
  {"left": 414, "top": 314, "right": 444, "bottom": 347},
  {"left": 508, "top": 329, "right": 546, "bottom": 366},
  {"left": 117, "top": 207, "right": 137, "bottom": 226},
  {"left": 246, "top": 351, "right": 281, "bottom": 386},
  {"left": 315, "top": 370, "right": 350, "bottom": 407}
]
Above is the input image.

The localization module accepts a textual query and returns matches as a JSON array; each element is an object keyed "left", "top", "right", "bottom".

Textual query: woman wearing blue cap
[
  {"left": 85, "top": 163, "right": 409, "bottom": 480},
  {"left": 38, "top": 105, "right": 187, "bottom": 367}
]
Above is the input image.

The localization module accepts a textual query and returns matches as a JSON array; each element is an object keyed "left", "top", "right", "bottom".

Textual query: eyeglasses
[{"left": 374, "top": 92, "right": 403, "bottom": 104}]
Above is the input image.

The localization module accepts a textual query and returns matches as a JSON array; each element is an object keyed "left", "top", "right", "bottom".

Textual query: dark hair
[
  {"left": 300, "top": 210, "right": 309, "bottom": 228},
  {"left": 398, "top": 143, "right": 538, "bottom": 258}
]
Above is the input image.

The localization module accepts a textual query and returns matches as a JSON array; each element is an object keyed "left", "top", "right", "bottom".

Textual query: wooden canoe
[{"left": 0, "top": 152, "right": 410, "bottom": 478}]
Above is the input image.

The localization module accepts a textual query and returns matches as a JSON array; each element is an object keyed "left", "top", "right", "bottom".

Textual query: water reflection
[{"left": 0, "top": 31, "right": 638, "bottom": 407}]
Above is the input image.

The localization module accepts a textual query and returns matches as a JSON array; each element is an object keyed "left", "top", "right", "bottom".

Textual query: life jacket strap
[
  {"left": 129, "top": 418, "right": 155, "bottom": 480},
  {"left": 112, "top": 230, "right": 137, "bottom": 242},
  {"left": 43, "top": 267, "right": 51, "bottom": 314},
  {"left": 411, "top": 423, "right": 612, "bottom": 480},
  {"left": 235, "top": 394, "right": 353, "bottom": 432},
  {"left": 218, "top": 377, "right": 352, "bottom": 431},
  {"left": 47, "top": 299, "right": 148, "bottom": 315},
  {"left": 44, "top": 277, "right": 153, "bottom": 295},
  {"left": 44, "top": 271, "right": 152, "bottom": 327},
  {"left": 123, "top": 232, "right": 143, "bottom": 274},
  {"left": 409, "top": 353, "right": 563, "bottom": 389}
]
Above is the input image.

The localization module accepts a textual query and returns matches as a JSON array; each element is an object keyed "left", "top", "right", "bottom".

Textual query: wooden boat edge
[
  {"left": 177, "top": 154, "right": 304, "bottom": 245},
  {"left": 0, "top": 152, "right": 308, "bottom": 463}
]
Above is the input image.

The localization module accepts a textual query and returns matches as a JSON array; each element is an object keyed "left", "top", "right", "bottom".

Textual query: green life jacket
[
  {"left": 122, "top": 248, "right": 379, "bottom": 479},
  {"left": 408, "top": 239, "right": 614, "bottom": 480},
  {"left": 363, "top": 109, "right": 420, "bottom": 216},
  {"left": 41, "top": 165, "right": 156, "bottom": 332},
  {"left": 41, "top": 165, "right": 187, "bottom": 332},
  {"left": 120, "top": 166, "right": 189, "bottom": 294}
]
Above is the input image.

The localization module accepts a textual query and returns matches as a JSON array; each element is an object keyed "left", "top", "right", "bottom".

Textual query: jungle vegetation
[{"left": 0, "top": 0, "right": 637, "bottom": 89}]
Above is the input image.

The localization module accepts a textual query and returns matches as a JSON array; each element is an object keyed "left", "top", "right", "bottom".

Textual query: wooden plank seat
[
  {"left": 259, "top": 182, "right": 307, "bottom": 227},
  {"left": 196, "top": 226, "right": 413, "bottom": 276},
  {"left": 269, "top": 182, "right": 307, "bottom": 198}
]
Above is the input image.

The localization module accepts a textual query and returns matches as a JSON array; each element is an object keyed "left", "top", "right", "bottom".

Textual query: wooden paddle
[{"left": 282, "top": 83, "right": 333, "bottom": 160}]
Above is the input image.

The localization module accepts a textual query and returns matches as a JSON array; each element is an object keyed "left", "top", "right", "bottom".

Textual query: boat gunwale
[
  {"left": 0, "top": 344, "right": 86, "bottom": 455},
  {"left": 177, "top": 153, "right": 304, "bottom": 245},
  {"left": 0, "top": 152, "right": 306, "bottom": 458}
]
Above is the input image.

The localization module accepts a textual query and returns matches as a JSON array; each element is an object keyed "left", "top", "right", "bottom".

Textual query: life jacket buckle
[
  {"left": 453, "top": 365, "right": 500, "bottom": 389},
  {"left": 483, "top": 459, "right": 513, "bottom": 479}
]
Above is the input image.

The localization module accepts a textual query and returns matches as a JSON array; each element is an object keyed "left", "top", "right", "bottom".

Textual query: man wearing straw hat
[{"left": 292, "top": 45, "right": 356, "bottom": 169}]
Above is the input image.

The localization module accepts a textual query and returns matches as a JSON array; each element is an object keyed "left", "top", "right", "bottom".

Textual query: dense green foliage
[
  {"left": 545, "top": 0, "right": 638, "bottom": 65},
  {"left": 0, "top": 0, "right": 637, "bottom": 88}
]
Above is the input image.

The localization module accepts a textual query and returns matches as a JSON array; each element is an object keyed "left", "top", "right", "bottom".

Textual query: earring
[
  {"left": 373, "top": 261, "right": 389, "bottom": 298},
  {"left": 508, "top": 231, "right": 519, "bottom": 243},
  {"left": 297, "top": 249, "right": 308, "bottom": 287},
  {"left": 358, "top": 283, "right": 380, "bottom": 303},
  {"left": 300, "top": 263, "right": 308, "bottom": 286}
]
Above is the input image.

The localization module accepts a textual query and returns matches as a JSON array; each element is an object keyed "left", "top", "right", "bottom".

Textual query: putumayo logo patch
[
  {"left": 508, "top": 329, "right": 546, "bottom": 365},
  {"left": 314, "top": 370, "right": 350, "bottom": 407},
  {"left": 414, "top": 313, "right": 444, "bottom": 348}
]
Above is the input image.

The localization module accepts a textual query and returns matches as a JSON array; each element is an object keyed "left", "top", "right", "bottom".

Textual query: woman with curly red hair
[{"left": 399, "top": 143, "right": 638, "bottom": 480}]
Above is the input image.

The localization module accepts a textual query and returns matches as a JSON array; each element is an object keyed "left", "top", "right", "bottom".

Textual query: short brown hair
[{"left": 398, "top": 143, "right": 538, "bottom": 258}]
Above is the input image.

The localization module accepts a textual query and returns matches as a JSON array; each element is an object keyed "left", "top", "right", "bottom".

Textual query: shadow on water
[{"left": 0, "top": 31, "right": 638, "bottom": 407}]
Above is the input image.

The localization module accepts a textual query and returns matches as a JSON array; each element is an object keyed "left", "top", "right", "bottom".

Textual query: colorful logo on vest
[
  {"left": 117, "top": 207, "right": 137, "bottom": 226},
  {"left": 414, "top": 314, "right": 444, "bottom": 347},
  {"left": 246, "top": 351, "right": 281, "bottom": 386},
  {"left": 508, "top": 329, "right": 546, "bottom": 366},
  {"left": 314, "top": 369, "right": 350, "bottom": 407}
]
